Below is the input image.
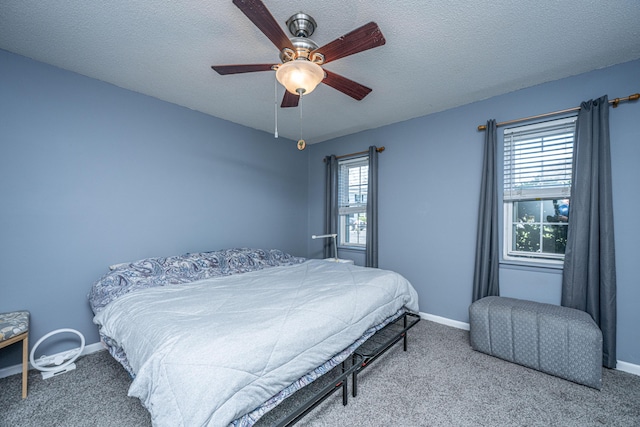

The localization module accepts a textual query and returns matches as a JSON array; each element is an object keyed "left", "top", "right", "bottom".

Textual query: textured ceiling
[{"left": 1, "top": 1, "right": 639, "bottom": 144}]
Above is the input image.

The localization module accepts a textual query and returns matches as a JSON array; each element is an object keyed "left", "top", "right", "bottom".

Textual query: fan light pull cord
[
  {"left": 274, "top": 77, "right": 279, "bottom": 138},
  {"left": 297, "top": 90, "right": 306, "bottom": 150}
]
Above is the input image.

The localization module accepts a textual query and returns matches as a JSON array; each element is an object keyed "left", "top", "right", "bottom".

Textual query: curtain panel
[
  {"left": 365, "top": 145, "right": 379, "bottom": 268},
  {"left": 324, "top": 155, "right": 338, "bottom": 259},
  {"left": 561, "top": 95, "right": 617, "bottom": 368},
  {"left": 472, "top": 119, "right": 500, "bottom": 302}
]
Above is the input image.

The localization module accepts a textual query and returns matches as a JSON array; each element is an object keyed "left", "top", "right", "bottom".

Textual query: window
[
  {"left": 503, "top": 116, "right": 576, "bottom": 264},
  {"left": 338, "top": 156, "right": 368, "bottom": 248}
]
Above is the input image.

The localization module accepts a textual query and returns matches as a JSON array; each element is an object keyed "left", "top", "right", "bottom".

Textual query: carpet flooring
[{"left": 2, "top": 320, "right": 639, "bottom": 427}]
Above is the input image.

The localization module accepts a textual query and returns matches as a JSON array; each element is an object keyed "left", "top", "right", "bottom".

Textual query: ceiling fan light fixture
[{"left": 276, "top": 60, "right": 324, "bottom": 95}]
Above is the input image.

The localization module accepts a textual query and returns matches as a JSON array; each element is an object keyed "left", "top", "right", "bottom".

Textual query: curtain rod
[
  {"left": 477, "top": 93, "right": 639, "bottom": 131},
  {"left": 323, "top": 146, "right": 385, "bottom": 162}
]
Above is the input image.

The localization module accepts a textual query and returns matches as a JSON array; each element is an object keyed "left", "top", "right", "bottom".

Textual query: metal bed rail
[
  {"left": 262, "top": 354, "right": 362, "bottom": 427},
  {"left": 257, "top": 312, "right": 421, "bottom": 426},
  {"left": 352, "top": 312, "right": 421, "bottom": 397}
]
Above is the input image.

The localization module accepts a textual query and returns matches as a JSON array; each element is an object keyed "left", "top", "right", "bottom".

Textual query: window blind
[{"left": 503, "top": 116, "right": 577, "bottom": 201}]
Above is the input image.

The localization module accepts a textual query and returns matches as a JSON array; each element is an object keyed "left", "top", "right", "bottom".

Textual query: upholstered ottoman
[{"left": 469, "top": 296, "right": 602, "bottom": 389}]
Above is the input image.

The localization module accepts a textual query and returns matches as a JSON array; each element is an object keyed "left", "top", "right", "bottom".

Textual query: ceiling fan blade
[
  {"left": 322, "top": 70, "right": 372, "bottom": 101},
  {"left": 211, "top": 64, "right": 275, "bottom": 75},
  {"left": 281, "top": 90, "right": 300, "bottom": 108},
  {"left": 232, "top": 0, "right": 294, "bottom": 51},
  {"left": 311, "top": 22, "right": 385, "bottom": 64}
]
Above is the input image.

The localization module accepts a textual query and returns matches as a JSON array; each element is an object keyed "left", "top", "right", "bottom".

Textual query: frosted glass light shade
[{"left": 276, "top": 60, "right": 324, "bottom": 95}]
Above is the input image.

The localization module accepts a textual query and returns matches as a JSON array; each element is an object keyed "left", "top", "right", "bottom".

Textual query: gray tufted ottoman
[{"left": 469, "top": 296, "right": 602, "bottom": 389}]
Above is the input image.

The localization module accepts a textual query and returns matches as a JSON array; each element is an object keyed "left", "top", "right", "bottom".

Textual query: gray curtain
[
  {"left": 561, "top": 95, "right": 617, "bottom": 369},
  {"left": 365, "top": 146, "right": 379, "bottom": 267},
  {"left": 324, "top": 155, "right": 338, "bottom": 259},
  {"left": 472, "top": 119, "right": 500, "bottom": 302}
]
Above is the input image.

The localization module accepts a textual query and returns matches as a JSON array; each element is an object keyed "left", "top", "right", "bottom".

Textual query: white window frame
[
  {"left": 503, "top": 201, "right": 569, "bottom": 266},
  {"left": 337, "top": 156, "right": 368, "bottom": 249},
  {"left": 502, "top": 116, "right": 576, "bottom": 267}
]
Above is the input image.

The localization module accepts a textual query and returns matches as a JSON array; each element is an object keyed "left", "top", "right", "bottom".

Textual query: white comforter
[{"left": 94, "top": 259, "right": 419, "bottom": 427}]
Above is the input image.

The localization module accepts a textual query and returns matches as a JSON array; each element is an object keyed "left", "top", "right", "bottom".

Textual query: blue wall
[
  {"left": 0, "top": 50, "right": 308, "bottom": 367},
  {"left": 2, "top": 48, "right": 639, "bottom": 370},
  {"left": 307, "top": 59, "right": 640, "bottom": 366}
]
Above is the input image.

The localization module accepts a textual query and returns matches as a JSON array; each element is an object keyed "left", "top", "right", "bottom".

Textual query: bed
[{"left": 89, "top": 248, "right": 419, "bottom": 427}]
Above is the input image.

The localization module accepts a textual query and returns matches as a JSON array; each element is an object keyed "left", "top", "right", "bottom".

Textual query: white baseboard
[
  {"left": 616, "top": 360, "right": 640, "bottom": 376},
  {"left": 3, "top": 317, "right": 639, "bottom": 379},
  {"left": 419, "top": 311, "right": 640, "bottom": 377},
  {"left": 0, "top": 341, "right": 105, "bottom": 379},
  {"left": 420, "top": 311, "right": 470, "bottom": 331}
]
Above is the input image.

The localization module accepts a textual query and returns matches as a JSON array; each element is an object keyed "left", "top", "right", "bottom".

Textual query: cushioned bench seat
[
  {"left": 0, "top": 310, "right": 30, "bottom": 398},
  {"left": 469, "top": 296, "right": 602, "bottom": 389}
]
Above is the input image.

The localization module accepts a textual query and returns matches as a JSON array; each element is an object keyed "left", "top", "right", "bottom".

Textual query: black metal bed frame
[
  {"left": 352, "top": 312, "right": 421, "bottom": 399},
  {"left": 256, "top": 312, "right": 421, "bottom": 427}
]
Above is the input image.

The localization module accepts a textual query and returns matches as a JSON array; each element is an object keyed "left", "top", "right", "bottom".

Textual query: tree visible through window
[
  {"left": 338, "top": 157, "right": 368, "bottom": 247},
  {"left": 510, "top": 199, "right": 570, "bottom": 256},
  {"left": 503, "top": 116, "right": 576, "bottom": 263}
]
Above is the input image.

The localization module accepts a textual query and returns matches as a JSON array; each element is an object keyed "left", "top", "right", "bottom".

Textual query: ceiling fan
[{"left": 211, "top": 0, "right": 386, "bottom": 108}]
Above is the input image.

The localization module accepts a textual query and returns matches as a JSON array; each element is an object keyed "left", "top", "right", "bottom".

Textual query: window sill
[
  {"left": 500, "top": 258, "right": 564, "bottom": 274},
  {"left": 338, "top": 246, "right": 366, "bottom": 252}
]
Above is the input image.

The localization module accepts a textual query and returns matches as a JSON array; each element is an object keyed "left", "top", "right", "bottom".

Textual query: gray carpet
[{"left": 2, "top": 320, "right": 639, "bottom": 427}]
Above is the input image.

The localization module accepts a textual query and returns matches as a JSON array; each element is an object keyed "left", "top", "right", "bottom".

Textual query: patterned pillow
[{"left": 88, "top": 248, "right": 305, "bottom": 314}]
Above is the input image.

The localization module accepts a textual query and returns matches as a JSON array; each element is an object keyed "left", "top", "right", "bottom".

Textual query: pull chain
[
  {"left": 274, "top": 77, "right": 279, "bottom": 138},
  {"left": 297, "top": 90, "right": 306, "bottom": 150}
]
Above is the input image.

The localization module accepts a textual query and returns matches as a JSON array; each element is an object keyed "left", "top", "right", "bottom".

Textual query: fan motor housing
[
  {"left": 280, "top": 14, "right": 324, "bottom": 64},
  {"left": 286, "top": 13, "right": 316, "bottom": 38}
]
